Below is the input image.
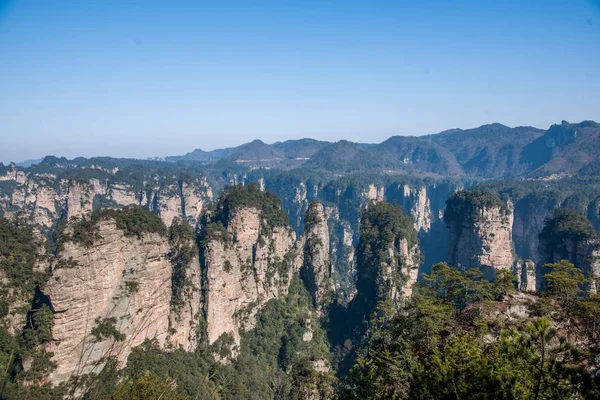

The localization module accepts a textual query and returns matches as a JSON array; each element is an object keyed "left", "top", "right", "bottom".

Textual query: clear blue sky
[{"left": 1, "top": 0, "right": 599, "bottom": 162}]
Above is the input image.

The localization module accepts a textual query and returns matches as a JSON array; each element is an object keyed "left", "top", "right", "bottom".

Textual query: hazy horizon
[
  {"left": 4, "top": 118, "right": 595, "bottom": 165},
  {"left": 1, "top": 0, "right": 599, "bottom": 163}
]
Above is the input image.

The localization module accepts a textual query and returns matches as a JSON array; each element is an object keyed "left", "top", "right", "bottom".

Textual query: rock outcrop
[
  {"left": 44, "top": 219, "right": 172, "bottom": 383},
  {"left": 538, "top": 209, "right": 600, "bottom": 293},
  {"left": 516, "top": 259, "right": 537, "bottom": 292},
  {"left": 42, "top": 210, "right": 201, "bottom": 384},
  {"left": 445, "top": 190, "right": 514, "bottom": 276},
  {"left": 0, "top": 164, "right": 212, "bottom": 231},
  {"left": 355, "top": 202, "right": 420, "bottom": 308},
  {"left": 298, "top": 202, "right": 332, "bottom": 311},
  {"left": 201, "top": 184, "right": 297, "bottom": 345}
]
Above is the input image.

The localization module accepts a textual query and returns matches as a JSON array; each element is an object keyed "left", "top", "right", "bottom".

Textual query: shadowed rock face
[
  {"left": 445, "top": 190, "right": 514, "bottom": 277},
  {"left": 299, "top": 202, "right": 332, "bottom": 311},
  {"left": 538, "top": 209, "right": 600, "bottom": 293}
]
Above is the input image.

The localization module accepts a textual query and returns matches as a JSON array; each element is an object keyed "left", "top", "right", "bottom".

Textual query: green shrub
[{"left": 91, "top": 317, "right": 125, "bottom": 342}]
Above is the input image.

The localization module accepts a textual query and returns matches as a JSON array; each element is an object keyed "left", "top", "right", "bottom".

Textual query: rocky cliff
[
  {"left": 266, "top": 178, "right": 455, "bottom": 296},
  {"left": 298, "top": 202, "right": 332, "bottom": 311},
  {"left": 355, "top": 202, "right": 420, "bottom": 308},
  {"left": 324, "top": 203, "right": 356, "bottom": 301},
  {"left": 445, "top": 189, "right": 515, "bottom": 276},
  {"left": 0, "top": 163, "right": 213, "bottom": 231},
  {"left": 538, "top": 208, "right": 600, "bottom": 293},
  {"left": 512, "top": 192, "right": 560, "bottom": 264},
  {"left": 200, "top": 184, "right": 297, "bottom": 345},
  {"left": 166, "top": 219, "right": 202, "bottom": 351},
  {"left": 42, "top": 208, "right": 201, "bottom": 384},
  {"left": 516, "top": 259, "right": 537, "bottom": 292}
]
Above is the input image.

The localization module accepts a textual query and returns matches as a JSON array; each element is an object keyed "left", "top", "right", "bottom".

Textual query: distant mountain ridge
[{"left": 163, "top": 120, "right": 599, "bottom": 179}]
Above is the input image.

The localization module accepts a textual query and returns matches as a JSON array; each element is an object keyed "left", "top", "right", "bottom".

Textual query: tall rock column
[
  {"left": 445, "top": 189, "right": 514, "bottom": 277},
  {"left": 166, "top": 218, "right": 202, "bottom": 351},
  {"left": 299, "top": 202, "right": 332, "bottom": 311},
  {"left": 201, "top": 184, "right": 297, "bottom": 345},
  {"left": 538, "top": 208, "right": 600, "bottom": 293},
  {"left": 355, "top": 202, "right": 420, "bottom": 309},
  {"left": 516, "top": 259, "right": 537, "bottom": 292},
  {"left": 44, "top": 209, "right": 174, "bottom": 384}
]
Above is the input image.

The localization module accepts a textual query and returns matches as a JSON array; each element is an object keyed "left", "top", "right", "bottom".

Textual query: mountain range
[{"left": 164, "top": 120, "right": 600, "bottom": 179}]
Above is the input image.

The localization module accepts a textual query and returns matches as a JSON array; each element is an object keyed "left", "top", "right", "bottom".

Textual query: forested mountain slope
[{"left": 161, "top": 120, "right": 599, "bottom": 179}]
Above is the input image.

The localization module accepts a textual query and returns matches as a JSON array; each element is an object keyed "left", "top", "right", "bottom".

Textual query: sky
[{"left": 0, "top": 0, "right": 599, "bottom": 163}]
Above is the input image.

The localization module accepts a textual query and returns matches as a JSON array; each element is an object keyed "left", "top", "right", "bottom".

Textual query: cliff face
[
  {"left": 517, "top": 259, "right": 537, "bottom": 292},
  {"left": 0, "top": 165, "right": 213, "bottom": 230},
  {"left": 355, "top": 202, "right": 420, "bottom": 308},
  {"left": 42, "top": 212, "right": 202, "bottom": 384},
  {"left": 268, "top": 180, "right": 455, "bottom": 297},
  {"left": 324, "top": 204, "right": 356, "bottom": 300},
  {"left": 166, "top": 220, "right": 202, "bottom": 352},
  {"left": 512, "top": 194, "right": 559, "bottom": 264},
  {"left": 537, "top": 209, "right": 600, "bottom": 293},
  {"left": 167, "top": 254, "right": 201, "bottom": 351},
  {"left": 44, "top": 220, "right": 172, "bottom": 383},
  {"left": 203, "top": 207, "right": 297, "bottom": 345},
  {"left": 445, "top": 190, "right": 515, "bottom": 276},
  {"left": 299, "top": 202, "right": 332, "bottom": 311}
]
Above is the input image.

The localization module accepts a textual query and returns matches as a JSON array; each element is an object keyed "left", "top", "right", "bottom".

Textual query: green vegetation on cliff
[
  {"left": 328, "top": 202, "right": 420, "bottom": 375},
  {"left": 108, "top": 275, "right": 334, "bottom": 400},
  {"left": 167, "top": 218, "right": 198, "bottom": 311},
  {"left": 356, "top": 201, "right": 418, "bottom": 302},
  {"left": 0, "top": 217, "right": 48, "bottom": 300},
  {"left": 444, "top": 188, "right": 510, "bottom": 223},
  {"left": 0, "top": 217, "right": 65, "bottom": 399},
  {"left": 539, "top": 208, "right": 597, "bottom": 244},
  {"left": 59, "top": 205, "right": 167, "bottom": 248},
  {"left": 203, "top": 183, "right": 289, "bottom": 238}
]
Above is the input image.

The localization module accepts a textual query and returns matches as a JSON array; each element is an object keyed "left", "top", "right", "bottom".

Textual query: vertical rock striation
[
  {"left": 42, "top": 208, "right": 202, "bottom": 385},
  {"left": 538, "top": 208, "right": 600, "bottom": 293},
  {"left": 201, "top": 184, "right": 297, "bottom": 345},
  {"left": 445, "top": 189, "right": 515, "bottom": 276},
  {"left": 298, "top": 202, "right": 332, "bottom": 311},
  {"left": 355, "top": 202, "right": 420, "bottom": 308},
  {"left": 44, "top": 218, "right": 173, "bottom": 383}
]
